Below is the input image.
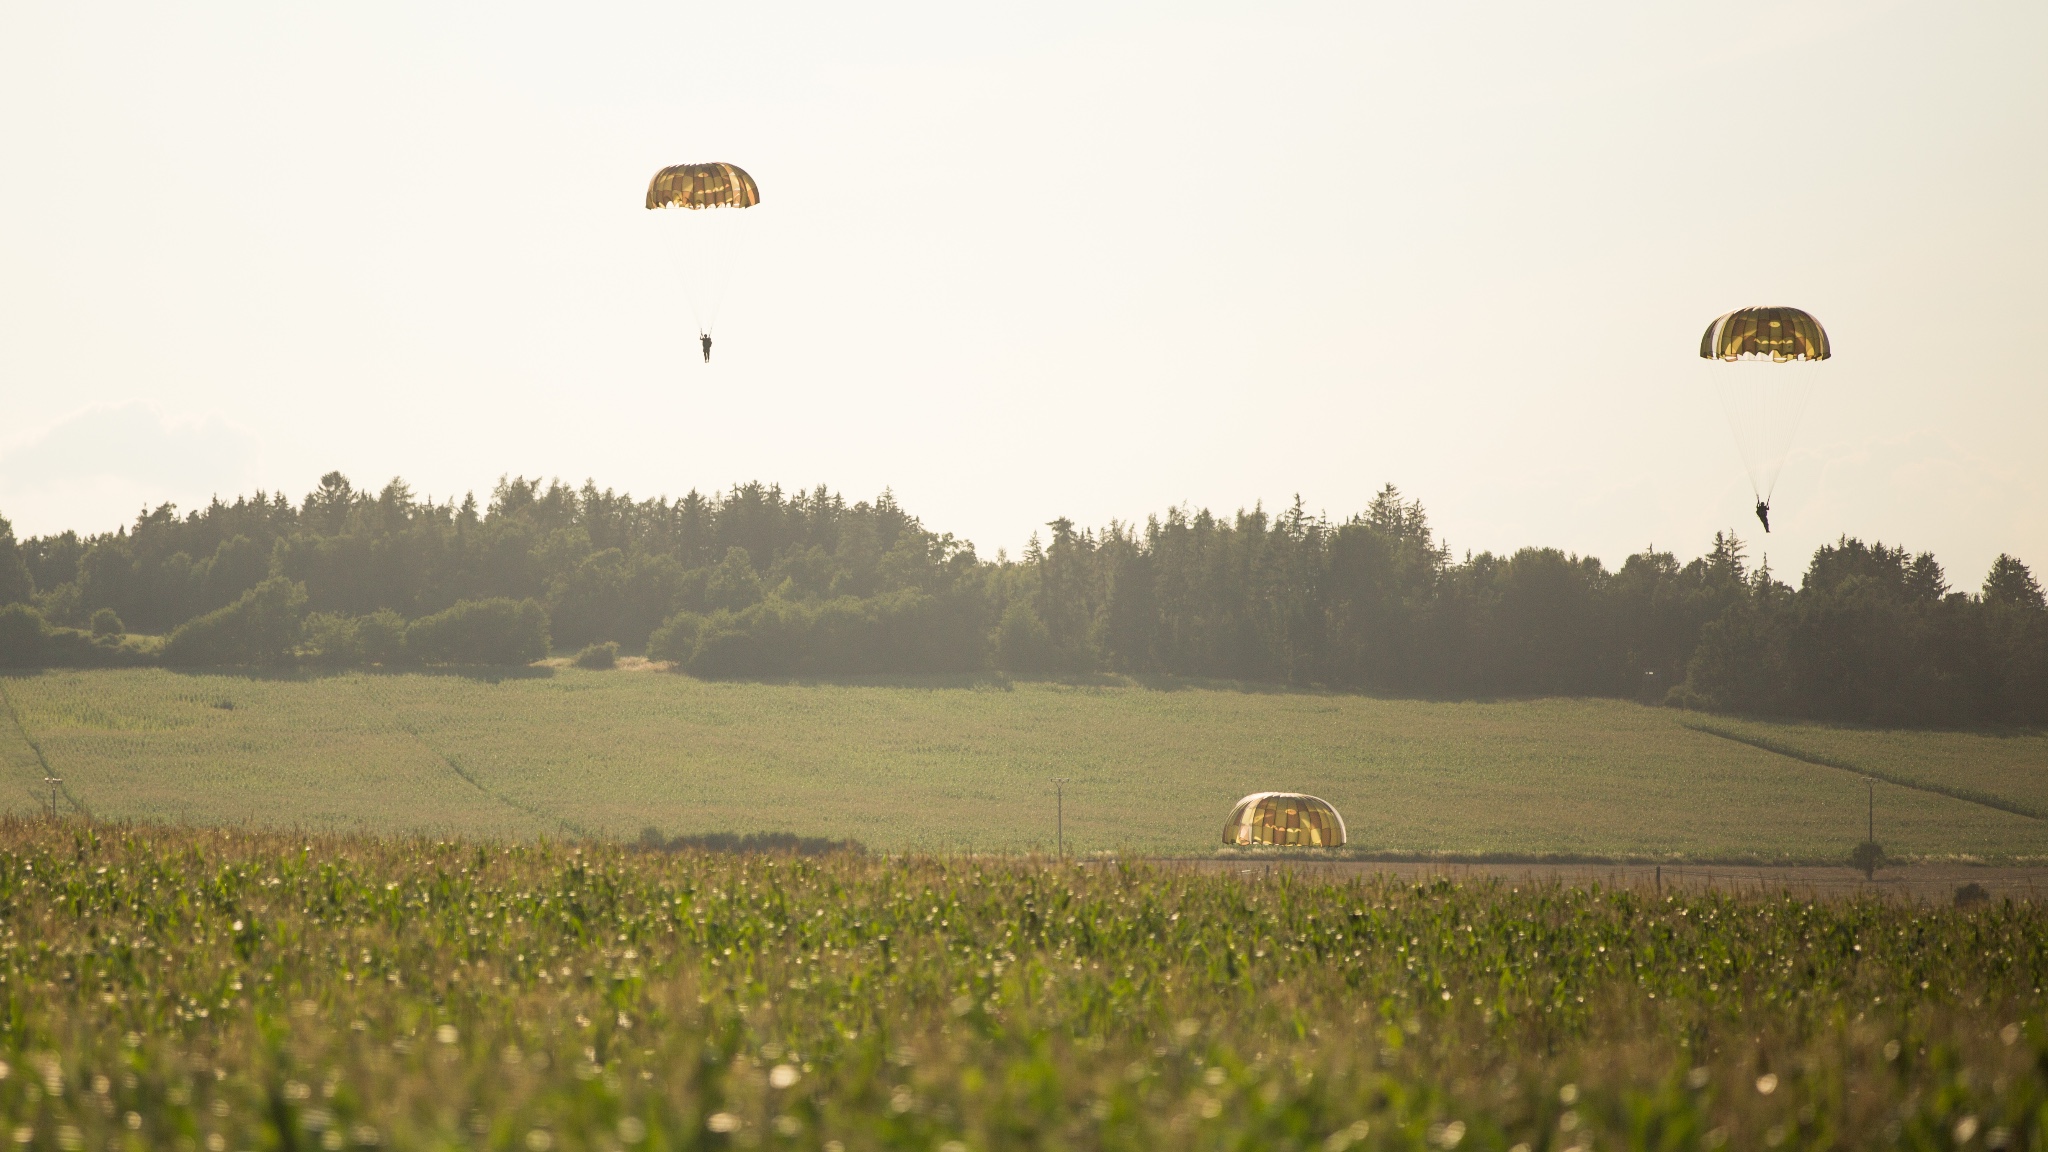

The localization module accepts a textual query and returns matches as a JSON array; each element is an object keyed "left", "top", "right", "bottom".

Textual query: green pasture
[{"left": 2, "top": 668, "right": 2044, "bottom": 860}]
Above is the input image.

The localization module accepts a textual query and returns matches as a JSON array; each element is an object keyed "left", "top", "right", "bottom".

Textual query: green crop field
[
  {"left": 1, "top": 820, "right": 2044, "bottom": 1151},
  {"left": 3, "top": 669, "right": 2045, "bottom": 861}
]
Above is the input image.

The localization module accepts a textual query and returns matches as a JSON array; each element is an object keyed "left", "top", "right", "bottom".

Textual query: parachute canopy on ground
[
  {"left": 646, "top": 163, "right": 761, "bottom": 210},
  {"left": 1699, "top": 306, "right": 1830, "bottom": 363},
  {"left": 1223, "top": 793, "right": 1347, "bottom": 848}
]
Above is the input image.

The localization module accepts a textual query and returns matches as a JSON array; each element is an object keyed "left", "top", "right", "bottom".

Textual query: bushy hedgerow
[
  {"left": 0, "top": 603, "right": 158, "bottom": 668},
  {"left": 0, "top": 604, "right": 41, "bottom": 666},
  {"left": 161, "top": 577, "right": 308, "bottom": 667},
  {"left": 648, "top": 591, "right": 986, "bottom": 677},
  {"left": 645, "top": 611, "right": 704, "bottom": 665},
  {"left": 301, "top": 610, "right": 409, "bottom": 666},
  {"left": 404, "top": 598, "right": 549, "bottom": 666},
  {"left": 573, "top": 641, "right": 619, "bottom": 669}
]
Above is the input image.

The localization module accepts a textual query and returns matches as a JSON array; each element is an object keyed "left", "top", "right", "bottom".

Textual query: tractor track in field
[
  {"left": 1683, "top": 721, "right": 2046, "bottom": 822},
  {"left": 354, "top": 677, "right": 589, "bottom": 840},
  {"left": 0, "top": 677, "right": 91, "bottom": 818}
]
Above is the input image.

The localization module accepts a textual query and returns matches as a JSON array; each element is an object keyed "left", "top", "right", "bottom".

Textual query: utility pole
[
  {"left": 1868, "top": 778, "right": 1875, "bottom": 843},
  {"left": 42, "top": 775, "right": 61, "bottom": 821},
  {"left": 1051, "top": 778, "right": 1068, "bottom": 860}
]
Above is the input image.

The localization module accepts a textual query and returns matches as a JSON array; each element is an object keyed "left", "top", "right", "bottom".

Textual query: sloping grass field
[{"left": 2, "top": 668, "right": 2045, "bottom": 860}]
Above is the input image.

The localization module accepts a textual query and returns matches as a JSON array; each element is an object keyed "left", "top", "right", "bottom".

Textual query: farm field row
[{"left": 3, "top": 668, "right": 2045, "bottom": 860}]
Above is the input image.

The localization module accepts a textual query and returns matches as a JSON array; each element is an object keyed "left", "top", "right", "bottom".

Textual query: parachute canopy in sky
[
  {"left": 645, "top": 162, "right": 761, "bottom": 211},
  {"left": 1697, "top": 304, "right": 1832, "bottom": 517},
  {"left": 1223, "top": 792, "right": 1347, "bottom": 848},
  {"left": 647, "top": 162, "right": 760, "bottom": 353},
  {"left": 1699, "top": 306, "right": 1831, "bottom": 363}
]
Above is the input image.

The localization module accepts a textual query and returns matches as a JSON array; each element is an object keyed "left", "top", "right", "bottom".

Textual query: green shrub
[
  {"left": 406, "top": 598, "right": 549, "bottom": 665},
  {"left": 300, "top": 612, "right": 361, "bottom": 664},
  {"left": 89, "top": 608, "right": 124, "bottom": 637},
  {"left": 687, "top": 600, "right": 808, "bottom": 677},
  {"left": 301, "top": 609, "right": 410, "bottom": 666},
  {"left": 161, "top": 577, "right": 308, "bottom": 667},
  {"left": 356, "top": 609, "right": 407, "bottom": 664},
  {"left": 0, "top": 603, "right": 47, "bottom": 666},
  {"left": 646, "top": 610, "right": 705, "bottom": 664},
  {"left": 574, "top": 641, "right": 619, "bottom": 669}
]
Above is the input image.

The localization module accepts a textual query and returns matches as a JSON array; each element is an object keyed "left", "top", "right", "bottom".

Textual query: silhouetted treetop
[{"left": 0, "top": 476, "right": 2039, "bottom": 727}]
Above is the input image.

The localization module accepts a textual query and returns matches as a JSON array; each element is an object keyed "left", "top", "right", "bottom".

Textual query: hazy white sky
[{"left": 2, "top": 1, "right": 2043, "bottom": 585}]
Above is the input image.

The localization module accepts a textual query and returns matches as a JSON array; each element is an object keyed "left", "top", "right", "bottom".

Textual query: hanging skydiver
[
  {"left": 1699, "top": 305, "right": 1832, "bottom": 541},
  {"left": 645, "top": 162, "right": 759, "bottom": 368}
]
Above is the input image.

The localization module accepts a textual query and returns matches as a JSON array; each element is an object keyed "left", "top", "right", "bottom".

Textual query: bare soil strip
[{"left": 1175, "top": 858, "right": 2048, "bottom": 903}]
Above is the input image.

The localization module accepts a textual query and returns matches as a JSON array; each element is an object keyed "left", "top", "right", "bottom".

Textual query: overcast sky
[{"left": 3, "top": 1, "right": 2042, "bottom": 585}]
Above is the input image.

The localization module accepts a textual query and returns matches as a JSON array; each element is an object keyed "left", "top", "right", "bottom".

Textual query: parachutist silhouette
[
  {"left": 700, "top": 333, "right": 712, "bottom": 363},
  {"left": 1754, "top": 499, "right": 1771, "bottom": 534}
]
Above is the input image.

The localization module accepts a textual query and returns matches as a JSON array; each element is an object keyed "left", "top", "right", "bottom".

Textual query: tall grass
[{"left": 0, "top": 818, "right": 2041, "bottom": 1150}]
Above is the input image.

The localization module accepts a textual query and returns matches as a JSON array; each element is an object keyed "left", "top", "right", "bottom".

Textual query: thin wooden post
[{"left": 1051, "top": 778, "right": 1068, "bottom": 860}]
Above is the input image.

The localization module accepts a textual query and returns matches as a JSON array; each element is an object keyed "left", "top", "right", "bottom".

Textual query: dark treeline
[{"left": 1, "top": 473, "right": 2042, "bottom": 728}]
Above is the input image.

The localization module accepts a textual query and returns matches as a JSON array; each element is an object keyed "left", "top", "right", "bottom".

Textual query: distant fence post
[{"left": 1051, "top": 778, "right": 1068, "bottom": 860}]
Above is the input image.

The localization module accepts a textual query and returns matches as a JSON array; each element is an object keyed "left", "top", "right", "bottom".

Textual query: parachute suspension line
[
  {"left": 677, "top": 204, "right": 747, "bottom": 341},
  {"left": 1761, "top": 360, "right": 1822, "bottom": 502},
  {"left": 1709, "top": 374, "right": 1764, "bottom": 501},
  {"left": 1712, "top": 362, "right": 1777, "bottom": 498},
  {"left": 1698, "top": 305, "right": 1831, "bottom": 520},
  {"left": 645, "top": 162, "right": 759, "bottom": 357}
]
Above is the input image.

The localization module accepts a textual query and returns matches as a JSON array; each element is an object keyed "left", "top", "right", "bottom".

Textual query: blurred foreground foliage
[{"left": 0, "top": 819, "right": 2043, "bottom": 1150}]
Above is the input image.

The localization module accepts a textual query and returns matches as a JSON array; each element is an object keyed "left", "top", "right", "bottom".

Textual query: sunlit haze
[{"left": 3, "top": 1, "right": 2042, "bottom": 583}]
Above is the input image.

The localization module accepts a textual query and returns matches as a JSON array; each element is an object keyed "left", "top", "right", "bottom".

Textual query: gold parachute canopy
[
  {"left": 1223, "top": 792, "right": 1347, "bottom": 848},
  {"left": 1699, "top": 306, "right": 1831, "bottom": 363},
  {"left": 646, "top": 163, "right": 760, "bottom": 210}
]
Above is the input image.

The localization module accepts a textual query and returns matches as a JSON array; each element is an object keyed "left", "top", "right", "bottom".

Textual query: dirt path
[{"left": 1167, "top": 858, "right": 2048, "bottom": 904}]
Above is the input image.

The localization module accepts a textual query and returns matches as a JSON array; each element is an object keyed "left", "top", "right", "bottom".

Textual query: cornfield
[{"left": 0, "top": 818, "right": 2042, "bottom": 1150}]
